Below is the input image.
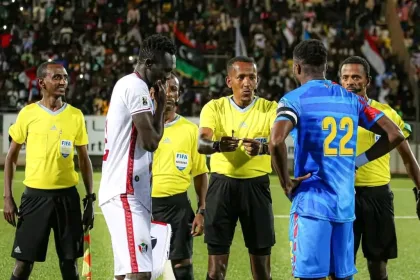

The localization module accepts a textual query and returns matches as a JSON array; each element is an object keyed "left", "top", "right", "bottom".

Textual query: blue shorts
[{"left": 289, "top": 213, "right": 357, "bottom": 279}]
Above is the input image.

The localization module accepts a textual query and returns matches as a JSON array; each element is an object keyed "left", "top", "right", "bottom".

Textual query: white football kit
[{"left": 99, "top": 72, "right": 154, "bottom": 275}]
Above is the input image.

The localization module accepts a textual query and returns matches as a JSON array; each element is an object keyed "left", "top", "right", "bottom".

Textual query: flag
[
  {"left": 151, "top": 221, "right": 172, "bottom": 280},
  {"left": 234, "top": 18, "right": 247, "bottom": 57},
  {"left": 360, "top": 31, "right": 386, "bottom": 75},
  {"left": 82, "top": 232, "right": 92, "bottom": 280},
  {"left": 173, "top": 25, "right": 207, "bottom": 82}
]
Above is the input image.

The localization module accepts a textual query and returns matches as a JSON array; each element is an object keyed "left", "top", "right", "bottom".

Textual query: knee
[
  {"left": 126, "top": 272, "right": 151, "bottom": 280},
  {"left": 59, "top": 259, "right": 79, "bottom": 280},
  {"left": 12, "top": 259, "right": 34, "bottom": 279},
  {"left": 367, "top": 260, "right": 388, "bottom": 280},
  {"left": 207, "top": 244, "right": 230, "bottom": 255},
  {"left": 248, "top": 247, "right": 271, "bottom": 256},
  {"left": 171, "top": 260, "right": 193, "bottom": 280}
]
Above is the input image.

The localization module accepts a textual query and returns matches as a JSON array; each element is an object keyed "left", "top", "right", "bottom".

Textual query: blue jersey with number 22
[{"left": 275, "top": 80, "right": 384, "bottom": 222}]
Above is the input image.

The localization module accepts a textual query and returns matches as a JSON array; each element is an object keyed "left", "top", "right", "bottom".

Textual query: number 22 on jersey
[{"left": 322, "top": 117, "right": 354, "bottom": 156}]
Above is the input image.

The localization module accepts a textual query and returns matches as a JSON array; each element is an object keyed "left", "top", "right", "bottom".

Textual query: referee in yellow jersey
[
  {"left": 3, "top": 62, "right": 95, "bottom": 280},
  {"left": 339, "top": 56, "right": 420, "bottom": 280},
  {"left": 198, "top": 56, "right": 277, "bottom": 280},
  {"left": 152, "top": 74, "right": 209, "bottom": 280}
]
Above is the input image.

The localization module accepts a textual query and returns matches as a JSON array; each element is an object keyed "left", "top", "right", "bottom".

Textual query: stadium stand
[{"left": 0, "top": 0, "right": 418, "bottom": 120}]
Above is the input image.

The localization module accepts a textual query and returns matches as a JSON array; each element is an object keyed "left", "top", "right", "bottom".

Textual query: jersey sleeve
[
  {"left": 274, "top": 95, "right": 301, "bottom": 127},
  {"left": 8, "top": 109, "right": 28, "bottom": 144},
  {"left": 199, "top": 101, "right": 216, "bottom": 131},
  {"left": 389, "top": 109, "right": 411, "bottom": 139},
  {"left": 269, "top": 101, "right": 278, "bottom": 127},
  {"left": 191, "top": 126, "right": 209, "bottom": 177},
  {"left": 75, "top": 112, "right": 89, "bottom": 146},
  {"left": 356, "top": 96, "right": 384, "bottom": 130},
  {"left": 122, "top": 85, "right": 153, "bottom": 115}
]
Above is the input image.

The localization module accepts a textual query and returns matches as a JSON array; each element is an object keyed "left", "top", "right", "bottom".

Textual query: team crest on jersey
[
  {"left": 60, "top": 140, "right": 72, "bottom": 158},
  {"left": 175, "top": 153, "right": 188, "bottom": 171},
  {"left": 142, "top": 96, "right": 148, "bottom": 106},
  {"left": 138, "top": 242, "right": 148, "bottom": 253}
]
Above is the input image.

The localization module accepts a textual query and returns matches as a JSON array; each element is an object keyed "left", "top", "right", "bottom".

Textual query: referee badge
[
  {"left": 60, "top": 140, "right": 73, "bottom": 158},
  {"left": 175, "top": 153, "right": 188, "bottom": 171}
]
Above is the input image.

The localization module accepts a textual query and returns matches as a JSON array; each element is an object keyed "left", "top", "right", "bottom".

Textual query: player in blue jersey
[{"left": 270, "top": 39, "right": 405, "bottom": 280}]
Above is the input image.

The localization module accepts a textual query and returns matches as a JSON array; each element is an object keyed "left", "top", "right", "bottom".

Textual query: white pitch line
[{"left": 0, "top": 209, "right": 417, "bottom": 219}]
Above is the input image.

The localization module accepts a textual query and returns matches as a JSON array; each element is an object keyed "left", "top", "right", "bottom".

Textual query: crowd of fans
[{"left": 0, "top": 0, "right": 419, "bottom": 121}]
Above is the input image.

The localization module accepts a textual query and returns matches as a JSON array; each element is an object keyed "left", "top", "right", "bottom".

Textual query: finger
[
  {"left": 297, "top": 173, "right": 311, "bottom": 181},
  {"left": 191, "top": 222, "right": 197, "bottom": 234}
]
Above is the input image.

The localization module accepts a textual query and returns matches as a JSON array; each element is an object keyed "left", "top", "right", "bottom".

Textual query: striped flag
[
  {"left": 360, "top": 31, "right": 386, "bottom": 75},
  {"left": 82, "top": 232, "right": 92, "bottom": 280}
]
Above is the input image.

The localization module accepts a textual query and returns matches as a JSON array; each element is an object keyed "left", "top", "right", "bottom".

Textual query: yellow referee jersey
[
  {"left": 199, "top": 96, "right": 277, "bottom": 179},
  {"left": 355, "top": 99, "right": 411, "bottom": 187},
  {"left": 8, "top": 103, "right": 89, "bottom": 190},
  {"left": 152, "top": 115, "right": 209, "bottom": 197}
]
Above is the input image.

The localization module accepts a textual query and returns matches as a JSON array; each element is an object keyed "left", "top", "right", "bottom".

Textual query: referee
[
  {"left": 198, "top": 56, "right": 277, "bottom": 280},
  {"left": 339, "top": 56, "right": 420, "bottom": 280},
  {"left": 152, "top": 73, "right": 208, "bottom": 280},
  {"left": 3, "top": 62, "right": 95, "bottom": 280}
]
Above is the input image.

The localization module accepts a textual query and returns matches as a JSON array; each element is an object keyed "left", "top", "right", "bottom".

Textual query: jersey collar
[
  {"left": 164, "top": 114, "right": 181, "bottom": 128},
  {"left": 37, "top": 102, "right": 68, "bottom": 115},
  {"left": 229, "top": 96, "right": 258, "bottom": 113}
]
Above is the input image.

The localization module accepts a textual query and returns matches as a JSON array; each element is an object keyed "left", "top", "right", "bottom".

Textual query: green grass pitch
[{"left": 0, "top": 171, "right": 419, "bottom": 279}]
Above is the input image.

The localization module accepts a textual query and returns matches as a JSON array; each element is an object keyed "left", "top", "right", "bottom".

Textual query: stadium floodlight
[
  {"left": 3, "top": 25, "right": 6, "bottom": 30},
  {"left": 129, "top": 56, "right": 134, "bottom": 61},
  {"left": 79, "top": 74, "right": 84, "bottom": 79},
  {"left": 19, "top": 7, "right": 23, "bottom": 11}
]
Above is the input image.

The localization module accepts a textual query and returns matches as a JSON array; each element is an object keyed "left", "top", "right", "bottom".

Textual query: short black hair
[
  {"left": 226, "top": 56, "right": 256, "bottom": 72},
  {"left": 293, "top": 39, "right": 328, "bottom": 67},
  {"left": 138, "top": 34, "right": 177, "bottom": 63},
  {"left": 338, "top": 56, "right": 371, "bottom": 78},
  {"left": 36, "top": 61, "right": 62, "bottom": 78}
]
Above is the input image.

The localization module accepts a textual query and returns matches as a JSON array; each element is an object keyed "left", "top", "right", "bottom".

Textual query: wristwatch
[
  {"left": 196, "top": 208, "right": 205, "bottom": 215},
  {"left": 85, "top": 193, "right": 97, "bottom": 202}
]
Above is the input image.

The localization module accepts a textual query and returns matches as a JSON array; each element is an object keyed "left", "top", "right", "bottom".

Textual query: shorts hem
[
  {"left": 334, "top": 268, "right": 358, "bottom": 278},
  {"left": 363, "top": 254, "right": 398, "bottom": 261},
  {"left": 12, "top": 255, "right": 45, "bottom": 262},
  {"left": 114, "top": 269, "right": 152, "bottom": 275},
  {"left": 293, "top": 272, "right": 329, "bottom": 278}
]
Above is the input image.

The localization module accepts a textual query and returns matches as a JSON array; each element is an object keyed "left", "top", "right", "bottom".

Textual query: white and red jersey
[{"left": 99, "top": 73, "right": 155, "bottom": 210}]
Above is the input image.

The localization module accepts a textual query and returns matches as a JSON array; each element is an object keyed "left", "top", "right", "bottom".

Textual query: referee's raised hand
[
  {"left": 219, "top": 136, "right": 240, "bottom": 152},
  {"left": 3, "top": 196, "right": 18, "bottom": 227}
]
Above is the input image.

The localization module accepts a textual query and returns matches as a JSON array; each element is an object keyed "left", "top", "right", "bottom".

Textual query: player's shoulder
[
  {"left": 370, "top": 99, "right": 400, "bottom": 120},
  {"left": 255, "top": 97, "right": 278, "bottom": 111},
  {"left": 18, "top": 103, "right": 38, "bottom": 115},
  {"left": 202, "top": 96, "right": 227, "bottom": 111},
  {"left": 178, "top": 116, "right": 199, "bottom": 133},
  {"left": 65, "top": 103, "right": 86, "bottom": 119},
  {"left": 114, "top": 73, "right": 148, "bottom": 92}
]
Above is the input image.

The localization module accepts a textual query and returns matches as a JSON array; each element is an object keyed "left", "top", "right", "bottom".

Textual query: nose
[{"left": 243, "top": 77, "right": 251, "bottom": 87}]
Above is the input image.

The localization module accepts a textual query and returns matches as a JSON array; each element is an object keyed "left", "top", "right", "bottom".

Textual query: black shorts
[
  {"left": 152, "top": 192, "right": 195, "bottom": 260},
  {"left": 11, "top": 186, "right": 83, "bottom": 262},
  {"left": 354, "top": 184, "right": 397, "bottom": 261},
  {"left": 204, "top": 173, "right": 275, "bottom": 251}
]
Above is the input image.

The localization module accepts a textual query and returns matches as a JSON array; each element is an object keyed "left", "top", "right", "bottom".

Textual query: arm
[
  {"left": 198, "top": 127, "right": 217, "bottom": 155},
  {"left": 356, "top": 116, "right": 405, "bottom": 167},
  {"left": 75, "top": 145, "right": 94, "bottom": 196},
  {"left": 132, "top": 107, "right": 165, "bottom": 152},
  {"left": 270, "top": 120, "right": 294, "bottom": 192},
  {"left": 193, "top": 173, "right": 208, "bottom": 210},
  {"left": 4, "top": 141, "right": 22, "bottom": 199},
  {"left": 397, "top": 140, "right": 420, "bottom": 191}
]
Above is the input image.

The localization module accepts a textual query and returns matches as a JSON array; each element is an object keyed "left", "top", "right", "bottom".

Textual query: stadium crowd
[{"left": 0, "top": 0, "right": 419, "bottom": 120}]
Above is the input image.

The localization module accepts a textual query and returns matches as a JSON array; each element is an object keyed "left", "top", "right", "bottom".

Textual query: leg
[
  {"left": 289, "top": 214, "right": 332, "bottom": 279},
  {"left": 102, "top": 195, "right": 153, "bottom": 279},
  {"left": 239, "top": 175, "right": 274, "bottom": 280},
  {"left": 359, "top": 186, "right": 396, "bottom": 280},
  {"left": 204, "top": 174, "right": 238, "bottom": 280},
  {"left": 353, "top": 190, "right": 364, "bottom": 265},
  {"left": 367, "top": 260, "right": 388, "bottom": 280},
  {"left": 152, "top": 193, "right": 195, "bottom": 280},
  {"left": 10, "top": 189, "right": 54, "bottom": 279},
  {"left": 330, "top": 222, "right": 357, "bottom": 280},
  {"left": 58, "top": 259, "right": 79, "bottom": 280},
  {"left": 10, "top": 259, "right": 34, "bottom": 280},
  {"left": 171, "top": 259, "right": 193, "bottom": 280}
]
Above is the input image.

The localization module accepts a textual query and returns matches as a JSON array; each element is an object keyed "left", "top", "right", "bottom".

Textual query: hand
[
  {"left": 414, "top": 188, "right": 420, "bottom": 220},
  {"left": 154, "top": 80, "right": 167, "bottom": 106},
  {"left": 3, "top": 196, "right": 18, "bottom": 227},
  {"left": 242, "top": 138, "right": 262, "bottom": 156},
  {"left": 191, "top": 213, "right": 204, "bottom": 237},
  {"left": 82, "top": 198, "right": 94, "bottom": 232},
  {"left": 220, "top": 136, "right": 240, "bottom": 152},
  {"left": 285, "top": 173, "right": 312, "bottom": 200}
]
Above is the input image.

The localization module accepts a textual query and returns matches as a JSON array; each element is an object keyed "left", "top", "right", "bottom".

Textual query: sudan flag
[{"left": 173, "top": 25, "right": 207, "bottom": 83}]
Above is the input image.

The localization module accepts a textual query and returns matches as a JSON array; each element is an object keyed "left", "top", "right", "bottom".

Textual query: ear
[
  {"left": 38, "top": 78, "right": 45, "bottom": 89},
  {"left": 145, "top": 58, "right": 153, "bottom": 69},
  {"left": 366, "top": 76, "right": 372, "bottom": 87},
  {"left": 225, "top": 75, "right": 232, "bottom": 88}
]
